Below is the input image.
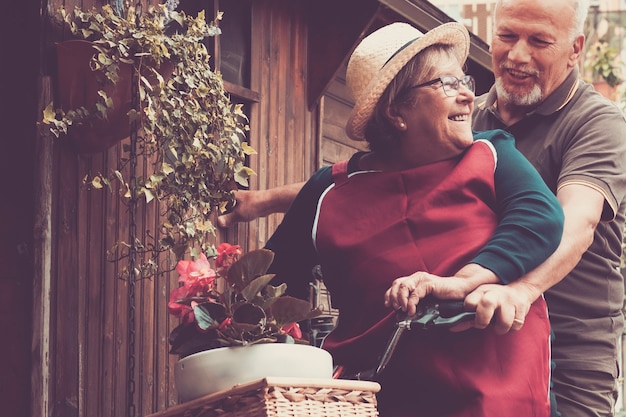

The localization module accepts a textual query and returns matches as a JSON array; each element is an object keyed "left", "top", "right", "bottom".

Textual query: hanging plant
[{"left": 42, "top": 2, "right": 256, "bottom": 278}]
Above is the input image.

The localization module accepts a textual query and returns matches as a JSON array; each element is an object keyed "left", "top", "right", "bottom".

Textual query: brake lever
[
  {"left": 407, "top": 300, "right": 476, "bottom": 330},
  {"left": 372, "top": 300, "right": 476, "bottom": 378}
]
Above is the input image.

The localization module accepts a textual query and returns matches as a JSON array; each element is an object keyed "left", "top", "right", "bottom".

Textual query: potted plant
[
  {"left": 42, "top": 1, "right": 257, "bottom": 278},
  {"left": 168, "top": 243, "right": 332, "bottom": 402},
  {"left": 583, "top": 40, "right": 624, "bottom": 100}
]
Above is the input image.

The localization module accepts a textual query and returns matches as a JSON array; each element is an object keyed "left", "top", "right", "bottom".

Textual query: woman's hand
[
  {"left": 384, "top": 264, "right": 500, "bottom": 318},
  {"left": 384, "top": 271, "right": 476, "bottom": 317}
]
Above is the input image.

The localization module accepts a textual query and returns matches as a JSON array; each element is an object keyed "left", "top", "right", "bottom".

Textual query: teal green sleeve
[{"left": 470, "top": 129, "right": 564, "bottom": 283}]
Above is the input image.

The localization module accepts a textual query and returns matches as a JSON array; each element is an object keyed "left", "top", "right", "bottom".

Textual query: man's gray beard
[{"left": 495, "top": 77, "right": 543, "bottom": 107}]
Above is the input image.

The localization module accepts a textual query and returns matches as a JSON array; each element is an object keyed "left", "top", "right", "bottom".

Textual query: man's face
[{"left": 491, "top": 0, "right": 583, "bottom": 108}]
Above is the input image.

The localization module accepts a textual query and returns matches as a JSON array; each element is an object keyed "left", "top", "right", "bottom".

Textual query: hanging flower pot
[
  {"left": 43, "top": 5, "right": 256, "bottom": 279},
  {"left": 55, "top": 40, "right": 133, "bottom": 154},
  {"left": 54, "top": 39, "right": 173, "bottom": 154}
]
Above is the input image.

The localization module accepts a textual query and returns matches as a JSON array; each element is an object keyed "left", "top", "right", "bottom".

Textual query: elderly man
[
  {"left": 218, "top": 0, "right": 626, "bottom": 415},
  {"left": 468, "top": 1, "right": 626, "bottom": 416}
]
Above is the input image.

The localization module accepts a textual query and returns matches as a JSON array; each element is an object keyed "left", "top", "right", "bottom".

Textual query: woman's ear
[{"left": 385, "top": 104, "right": 407, "bottom": 131}]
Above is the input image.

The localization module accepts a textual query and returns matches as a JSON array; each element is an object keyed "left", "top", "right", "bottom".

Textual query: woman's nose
[{"left": 457, "top": 85, "right": 475, "bottom": 102}]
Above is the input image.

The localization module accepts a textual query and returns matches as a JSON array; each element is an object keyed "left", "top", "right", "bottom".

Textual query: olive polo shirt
[{"left": 474, "top": 66, "right": 626, "bottom": 376}]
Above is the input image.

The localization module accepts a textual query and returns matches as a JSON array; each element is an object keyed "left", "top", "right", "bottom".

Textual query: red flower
[
  {"left": 215, "top": 243, "right": 243, "bottom": 270},
  {"left": 168, "top": 286, "right": 195, "bottom": 324},
  {"left": 281, "top": 322, "right": 302, "bottom": 339},
  {"left": 218, "top": 317, "right": 232, "bottom": 331}
]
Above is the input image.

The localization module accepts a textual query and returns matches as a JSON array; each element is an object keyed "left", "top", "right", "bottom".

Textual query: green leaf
[
  {"left": 240, "top": 274, "right": 276, "bottom": 302},
  {"left": 144, "top": 188, "right": 155, "bottom": 203},
  {"left": 50, "top": 4, "right": 256, "bottom": 282},
  {"left": 42, "top": 102, "right": 57, "bottom": 124},
  {"left": 193, "top": 304, "right": 216, "bottom": 330},
  {"left": 232, "top": 303, "right": 266, "bottom": 326},
  {"left": 227, "top": 249, "right": 274, "bottom": 291},
  {"left": 242, "top": 142, "right": 257, "bottom": 155},
  {"left": 193, "top": 302, "right": 228, "bottom": 330},
  {"left": 91, "top": 176, "right": 104, "bottom": 189},
  {"left": 270, "top": 296, "right": 322, "bottom": 328}
]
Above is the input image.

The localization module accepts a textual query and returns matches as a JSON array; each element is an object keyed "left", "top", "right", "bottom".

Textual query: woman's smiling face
[{"left": 398, "top": 55, "right": 475, "bottom": 164}]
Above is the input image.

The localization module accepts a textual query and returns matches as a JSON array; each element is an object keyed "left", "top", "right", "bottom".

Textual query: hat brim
[{"left": 346, "top": 22, "right": 470, "bottom": 141}]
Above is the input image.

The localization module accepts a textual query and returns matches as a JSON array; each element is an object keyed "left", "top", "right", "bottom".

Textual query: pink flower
[
  {"left": 169, "top": 254, "right": 219, "bottom": 324},
  {"left": 176, "top": 253, "right": 217, "bottom": 295}
]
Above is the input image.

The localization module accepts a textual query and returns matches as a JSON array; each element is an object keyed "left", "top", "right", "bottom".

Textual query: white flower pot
[{"left": 174, "top": 343, "right": 334, "bottom": 402}]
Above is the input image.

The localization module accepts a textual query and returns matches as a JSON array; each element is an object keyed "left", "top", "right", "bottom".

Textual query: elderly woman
[{"left": 266, "top": 22, "right": 562, "bottom": 417}]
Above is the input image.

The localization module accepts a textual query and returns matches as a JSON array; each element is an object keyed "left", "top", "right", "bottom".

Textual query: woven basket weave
[{"left": 147, "top": 377, "right": 380, "bottom": 417}]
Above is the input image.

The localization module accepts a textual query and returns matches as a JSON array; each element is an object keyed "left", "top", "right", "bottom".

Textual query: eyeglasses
[{"left": 409, "top": 75, "right": 476, "bottom": 97}]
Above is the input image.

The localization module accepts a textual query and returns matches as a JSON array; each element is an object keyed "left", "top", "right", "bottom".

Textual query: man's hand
[
  {"left": 463, "top": 282, "right": 538, "bottom": 334},
  {"left": 217, "top": 190, "right": 261, "bottom": 228},
  {"left": 217, "top": 182, "right": 305, "bottom": 228}
]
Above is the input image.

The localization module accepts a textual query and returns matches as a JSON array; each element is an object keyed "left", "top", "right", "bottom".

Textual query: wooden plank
[
  {"left": 114, "top": 141, "right": 131, "bottom": 417},
  {"left": 80, "top": 153, "right": 103, "bottom": 417},
  {"left": 101, "top": 138, "right": 125, "bottom": 417},
  {"left": 31, "top": 74, "right": 54, "bottom": 417},
  {"left": 53, "top": 138, "right": 81, "bottom": 417},
  {"left": 321, "top": 139, "right": 362, "bottom": 166}
]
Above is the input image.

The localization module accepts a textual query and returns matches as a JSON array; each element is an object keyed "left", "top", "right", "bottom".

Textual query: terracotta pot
[
  {"left": 174, "top": 344, "right": 334, "bottom": 402},
  {"left": 593, "top": 80, "right": 618, "bottom": 100},
  {"left": 55, "top": 40, "right": 173, "bottom": 154}
]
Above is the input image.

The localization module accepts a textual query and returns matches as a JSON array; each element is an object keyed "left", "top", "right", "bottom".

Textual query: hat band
[{"left": 381, "top": 36, "right": 420, "bottom": 69}]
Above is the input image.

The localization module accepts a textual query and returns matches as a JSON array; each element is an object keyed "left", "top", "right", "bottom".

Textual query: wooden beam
[{"left": 306, "top": 0, "right": 381, "bottom": 109}]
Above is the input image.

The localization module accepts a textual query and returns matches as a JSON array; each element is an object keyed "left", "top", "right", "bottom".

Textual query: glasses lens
[
  {"left": 440, "top": 76, "right": 475, "bottom": 96},
  {"left": 440, "top": 77, "right": 457, "bottom": 97},
  {"left": 461, "top": 75, "right": 475, "bottom": 93}
]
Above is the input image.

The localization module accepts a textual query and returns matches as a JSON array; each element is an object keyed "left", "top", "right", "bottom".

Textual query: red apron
[{"left": 315, "top": 142, "right": 550, "bottom": 417}]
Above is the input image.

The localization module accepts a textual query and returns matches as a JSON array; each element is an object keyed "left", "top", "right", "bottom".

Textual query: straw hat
[{"left": 345, "top": 22, "right": 470, "bottom": 141}]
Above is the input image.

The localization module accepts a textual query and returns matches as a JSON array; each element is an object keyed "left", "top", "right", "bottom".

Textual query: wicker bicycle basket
[{"left": 146, "top": 377, "right": 381, "bottom": 417}]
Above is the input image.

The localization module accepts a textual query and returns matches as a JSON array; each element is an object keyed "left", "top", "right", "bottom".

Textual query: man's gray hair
[
  {"left": 573, "top": 0, "right": 591, "bottom": 38},
  {"left": 494, "top": 0, "right": 590, "bottom": 41}
]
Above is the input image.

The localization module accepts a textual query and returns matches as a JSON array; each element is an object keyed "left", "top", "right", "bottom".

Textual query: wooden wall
[
  {"left": 230, "top": 0, "right": 318, "bottom": 251},
  {"left": 22, "top": 2, "right": 492, "bottom": 417},
  {"left": 37, "top": 1, "right": 318, "bottom": 416},
  {"left": 48, "top": 39, "right": 179, "bottom": 417},
  {"left": 320, "top": 66, "right": 368, "bottom": 167}
]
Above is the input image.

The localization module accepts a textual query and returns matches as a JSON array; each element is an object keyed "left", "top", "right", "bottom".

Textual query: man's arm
[
  {"left": 217, "top": 182, "right": 305, "bottom": 228},
  {"left": 464, "top": 183, "right": 605, "bottom": 334}
]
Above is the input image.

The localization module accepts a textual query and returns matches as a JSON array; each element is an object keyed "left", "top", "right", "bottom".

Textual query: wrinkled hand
[
  {"left": 461, "top": 283, "right": 537, "bottom": 334},
  {"left": 217, "top": 183, "right": 303, "bottom": 228},
  {"left": 217, "top": 190, "right": 260, "bottom": 228},
  {"left": 384, "top": 272, "right": 474, "bottom": 317}
]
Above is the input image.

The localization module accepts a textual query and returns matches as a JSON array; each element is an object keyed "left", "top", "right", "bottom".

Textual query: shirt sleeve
[
  {"left": 470, "top": 129, "right": 565, "bottom": 283},
  {"left": 264, "top": 166, "right": 333, "bottom": 301}
]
